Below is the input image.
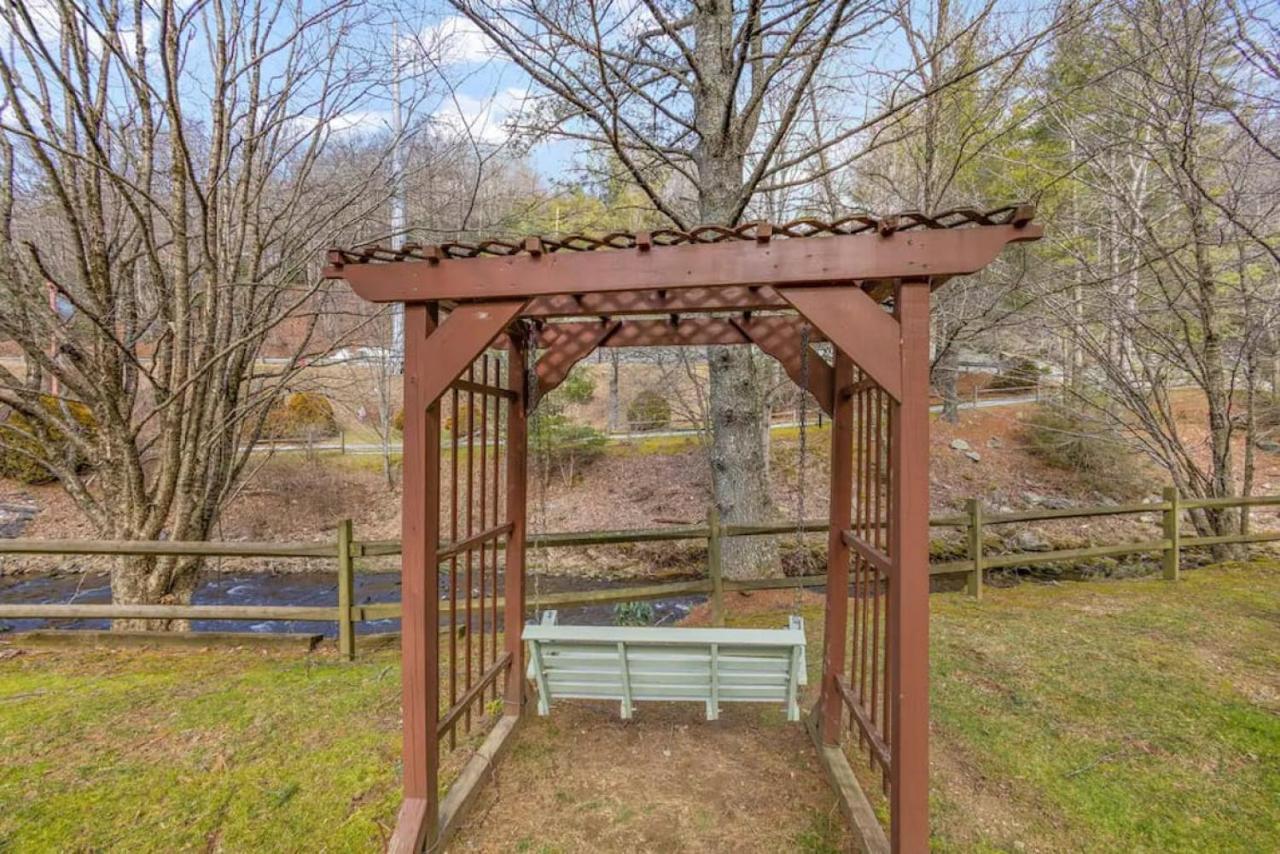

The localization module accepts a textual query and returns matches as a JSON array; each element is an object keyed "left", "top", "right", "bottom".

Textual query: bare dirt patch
[{"left": 451, "top": 701, "right": 848, "bottom": 853}]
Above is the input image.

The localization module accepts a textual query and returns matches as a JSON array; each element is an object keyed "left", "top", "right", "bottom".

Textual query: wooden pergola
[{"left": 323, "top": 207, "right": 1041, "bottom": 853}]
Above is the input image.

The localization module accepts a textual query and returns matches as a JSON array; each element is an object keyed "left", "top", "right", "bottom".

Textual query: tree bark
[
  {"left": 933, "top": 348, "right": 961, "bottom": 423},
  {"left": 607, "top": 351, "right": 621, "bottom": 433},
  {"left": 695, "top": 4, "right": 778, "bottom": 578}
]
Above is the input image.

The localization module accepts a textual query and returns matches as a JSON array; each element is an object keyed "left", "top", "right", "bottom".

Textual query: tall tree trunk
[
  {"left": 1188, "top": 190, "right": 1239, "bottom": 556},
  {"left": 695, "top": 5, "right": 778, "bottom": 578},
  {"left": 933, "top": 347, "right": 961, "bottom": 423}
]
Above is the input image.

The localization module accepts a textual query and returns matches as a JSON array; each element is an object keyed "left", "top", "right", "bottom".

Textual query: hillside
[{"left": 2, "top": 398, "right": 1278, "bottom": 578}]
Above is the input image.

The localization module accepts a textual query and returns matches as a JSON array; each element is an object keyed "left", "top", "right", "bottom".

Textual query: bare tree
[
  {"left": 854, "top": 0, "right": 1050, "bottom": 421},
  {"left": 0, "top": 0, "right": 417, "bottom": 622},
  {"left": 1031, "top": 0, "right": 1280, "bottom": 543},
  {"left": 447, "top": 0, "right": 1062, "bottom": 576}
]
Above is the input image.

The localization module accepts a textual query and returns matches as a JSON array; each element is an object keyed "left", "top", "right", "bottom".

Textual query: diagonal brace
[
  {"left": 733, "top": 316, "right": 835, "bottom": 415},
  {"left": 535, "top": 319, "right": 620, "bottom": 401},
  {"left": 413, "top": 301, "right": 527, "bottom": 408},
  {"left": 780, "top": 286, "right": 902, "bottom": 401}
]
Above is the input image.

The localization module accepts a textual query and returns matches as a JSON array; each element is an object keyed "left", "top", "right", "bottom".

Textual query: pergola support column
[
  {"left": 390, "top": 302, "right": 442, "bottom": 854},
  {"left": 889, "top": 280, "right": 931, "bottom": 851}
]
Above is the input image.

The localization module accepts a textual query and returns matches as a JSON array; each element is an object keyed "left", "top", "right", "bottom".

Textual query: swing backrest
[{"left": 524, "top": 612, "right": 807, "bottom": 721}]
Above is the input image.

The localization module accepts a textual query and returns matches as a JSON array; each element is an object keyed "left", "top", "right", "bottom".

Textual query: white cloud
[
  {"left": 410, "top": 15, "right": 494, "bottom": 67},
  {"left": 117, "top": 18, "right": 161, "bottom": 66},
  {"left": 285, "top": 109, "right": 392, "bottom": 140},
  {"left": 11, "top": 0, "right": 60, "bottom": 41},
  {"left": 433, "top": 87, "right": 526, "bottom": 145}
]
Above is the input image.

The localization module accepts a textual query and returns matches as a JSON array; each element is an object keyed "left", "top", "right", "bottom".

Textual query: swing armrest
[{"left": 790, "top": 615, "right": 808, "bottom": 686}]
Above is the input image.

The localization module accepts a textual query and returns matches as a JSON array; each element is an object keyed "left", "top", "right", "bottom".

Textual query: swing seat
[{"left": 523, "top": 612, "right": 807, "bottom": 722}]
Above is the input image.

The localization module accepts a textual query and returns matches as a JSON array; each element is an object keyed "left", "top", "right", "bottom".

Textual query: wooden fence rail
[{"left": 2, "top": 488, "right": 1279, "bottom": 658}]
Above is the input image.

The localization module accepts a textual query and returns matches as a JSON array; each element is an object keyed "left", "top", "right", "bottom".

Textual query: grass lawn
[
  {"left": 922, "top": 559, "right": 1279, "bottom": 852},
  {"left": 1, "top": 561, "right": 1276, "bottom": 852}
]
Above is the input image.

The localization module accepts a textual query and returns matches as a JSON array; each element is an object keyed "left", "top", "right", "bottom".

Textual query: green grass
[
  {"left": 728, "top": 560, "right": 1279, "bottom": 851},
  {"left": 924, "top": 560, "right": 1280, "bottom": 852},
  {"left": 0, "top": 648, "right": 408, "bottom": 852},
  {"left": 1, "top": 561, "right": 1277, "bottom": 851}
]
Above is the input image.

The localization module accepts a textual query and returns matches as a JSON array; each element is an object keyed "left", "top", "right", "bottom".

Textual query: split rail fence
[{"left": 1, "top": 489, "right": 1277, "bottom": 659}]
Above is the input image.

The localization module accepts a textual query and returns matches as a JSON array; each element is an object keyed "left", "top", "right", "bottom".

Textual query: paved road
[{"left": 250, "top": 394, "right": 1041, "bottom": 456}]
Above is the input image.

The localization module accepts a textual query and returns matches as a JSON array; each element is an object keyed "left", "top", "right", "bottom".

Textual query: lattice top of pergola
[
  {"left": 321, "top": 203, "right": 1040, "bottom": 408},
  {"left": 326, "top": 204, "right": 1035, "bottom": 267}
]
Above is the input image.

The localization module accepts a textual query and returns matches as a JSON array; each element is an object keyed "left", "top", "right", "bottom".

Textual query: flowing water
[{"left": 0, "top": 568, "right": 705, "bottom": 636}]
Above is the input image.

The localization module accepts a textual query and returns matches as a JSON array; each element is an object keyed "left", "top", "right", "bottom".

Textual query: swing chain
[
  {"left": 524, "top": 320, "right": 551, "bottom": 618},
  {"left": 794, "top": 324, "right": 811, "bottom": 610}
]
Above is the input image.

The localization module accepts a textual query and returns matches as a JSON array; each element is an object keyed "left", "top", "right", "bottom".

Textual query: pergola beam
[
  {"left": 330, "top": 224, "right": 1042, "bottom": 304},
  {"left": 532, "top": 315, "right": 835, "bottom": 414},
  {"left": 533, "top": 315, "right": 825, "bottom": 349}
]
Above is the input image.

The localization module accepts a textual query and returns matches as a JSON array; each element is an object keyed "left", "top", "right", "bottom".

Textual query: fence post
[
  {"left": 966, "top": 498, "right": 984, "bottom": 599},
  {"left": 1162, "top": 486, "right": 1180, "bottom": 581},
  {"left": 337, "top": 518, "right": 355, "bottom": 660},
  {"left": 708, "top": 506, "right": 725, "bottom": 627}
]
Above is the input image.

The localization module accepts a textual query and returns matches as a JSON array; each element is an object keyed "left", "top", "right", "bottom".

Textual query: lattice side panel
[
  {"left": 845, "top": 370, "right": 894, "bottom": 788},
  {"left": 439, "top": 350, "right": 511, "bottom": 750}
]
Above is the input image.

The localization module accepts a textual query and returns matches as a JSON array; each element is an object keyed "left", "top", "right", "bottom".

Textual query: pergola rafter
[{"left": 322, "top": 206, "right": 1042, "bottom": 854}]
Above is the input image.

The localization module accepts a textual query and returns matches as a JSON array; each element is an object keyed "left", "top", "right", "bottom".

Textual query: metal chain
[
  {"left": 524, "top": 321, "right": 549, "bottom": 617},
  {"left": 794, "top": 324, "right": 811, "bottom": 611}
]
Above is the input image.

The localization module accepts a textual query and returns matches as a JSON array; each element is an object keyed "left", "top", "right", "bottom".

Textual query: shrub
[
  {"left": 613, "top": 600, "right": 654, "bottom": 626},
  {"left": 263, "top": 392, "right": 339, "bottom": 440},
  {"left": 990, "top": 356, "right": 1043, "bottom": 392},
  {"left": 532, "top": 414, "right": 607, "bottom": 484},
  {"left": 627, "top": 389, "right": 671, "bottom": 432},
  {"left": 1020, "top": 404, "right": 1143, "bottom": 495},
  {"left": 391, "top": 407, "right": 404, "bottom": 434},
  {"left": 557, "top": 367, "right": 596, "bottom": 405},
  {"left": 0, "top": 396, "right": 96, "bottom": 484}
]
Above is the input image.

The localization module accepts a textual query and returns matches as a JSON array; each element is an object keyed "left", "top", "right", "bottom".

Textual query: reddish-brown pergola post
[
  {"left": 891, "top": 279, "right": 933, "bottom": 850},
  {"left": 393, "top": 303, "right": 440, "bottom": 852},
  {"left": 323, "top": 208, "right": 1041, "bottom": 853}
]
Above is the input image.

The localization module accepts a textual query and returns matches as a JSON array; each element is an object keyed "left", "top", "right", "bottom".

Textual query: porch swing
[
  {"left": 522, "top": 328, "right": 818, "bottom": 723},
  {"left": 322, "top": 206, "right": 1040, "bottom": 853}
]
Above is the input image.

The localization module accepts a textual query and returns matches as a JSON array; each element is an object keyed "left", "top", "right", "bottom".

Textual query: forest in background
[{"left": 0, "top": 0, "right": 1277, "bottom": 610}]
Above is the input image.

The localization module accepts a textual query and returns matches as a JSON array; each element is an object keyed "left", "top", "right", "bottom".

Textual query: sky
[
  {"left": 2, "top": 0, "right": 1081, "bottom": 201},
  {"left": 1, "top": 0, "right": 572, "bottom": 172},
  {"left": 399, "top": 7, "right": 577, "bottom": 176}
]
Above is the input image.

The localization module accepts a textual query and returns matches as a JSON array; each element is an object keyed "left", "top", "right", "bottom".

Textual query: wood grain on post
[
  {"left": 1163, "top": 486, "right": 1180, "bottom": 581},
  {"left": 890, "top": 279, "right": 931, "bottom": 851},
  {"left": 389, "top": 303, "right": 440, "bottom": 854},
  {"left": 820, "top": 352, "right": 856, "bottom": 744},
  {"left": 337, "top": 518, "right": 355, "bottom": 661},
  {"left": 708, "top": 506, "right": 725, "bottom": 627},
  {"left": 504, "top": 337, "right": 529, "bottom": 712},
  {"left": 966, "top": 499, "right": 984, "bottom": 600}
]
